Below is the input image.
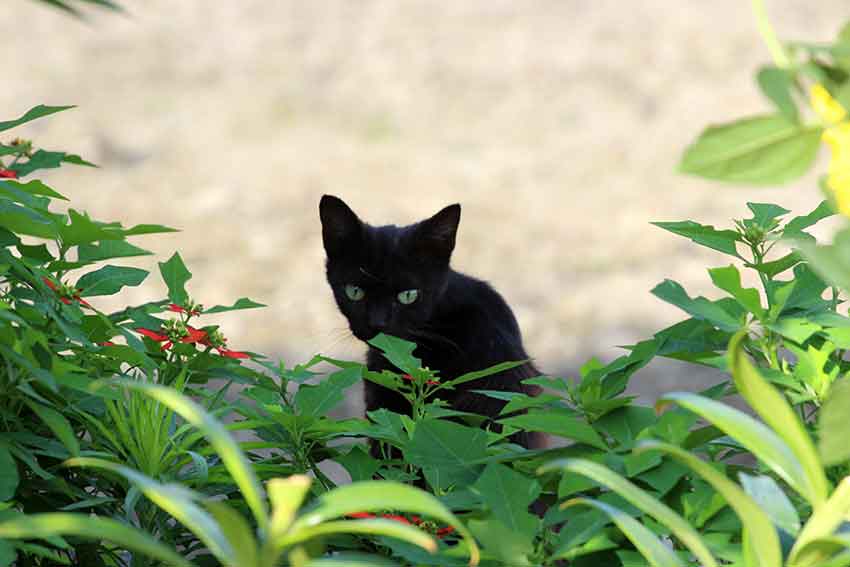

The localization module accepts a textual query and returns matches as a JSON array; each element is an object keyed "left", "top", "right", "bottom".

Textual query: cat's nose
[{"left": 368, "top": 311, "right": 390, "bottom": 333}]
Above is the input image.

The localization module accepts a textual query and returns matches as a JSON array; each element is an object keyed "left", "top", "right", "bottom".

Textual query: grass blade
[
  {"left": 538, "top": 458, "right": 717, "bottom": 567},
  {"left": 564, "top": 498, "right": 685, "bottom": 567},
  {"left": 0, "top": 513, "right": 193, "bottom": 567},
  {"left": 637, "top": 441, "right": 782, "bottom": 567}
]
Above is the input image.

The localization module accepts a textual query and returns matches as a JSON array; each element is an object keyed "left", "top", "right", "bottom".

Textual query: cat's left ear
[{"left": 414, "top": 204, "right": 461, "bottom": 263}]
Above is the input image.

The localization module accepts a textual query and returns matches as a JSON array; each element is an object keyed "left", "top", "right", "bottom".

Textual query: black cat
[{"left": 319, "top": 195, "right": 544, "bottom": 449}]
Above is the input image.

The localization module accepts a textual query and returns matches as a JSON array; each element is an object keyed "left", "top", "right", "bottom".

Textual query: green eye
[
  {"left": 397, "top": 289, "right": 419, "bottom": 305},
  {"left": 345, "top": 284, "right": 365, "bottom": 301}
]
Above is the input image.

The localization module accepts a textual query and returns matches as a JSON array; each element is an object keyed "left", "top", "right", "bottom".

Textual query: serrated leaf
[
  {"left": 294, "top": 366, "right": 362, "bottom": 417},
  {"left": 680, "top": 114, "right": 822, "bottom": 185},
  {"left": 78, "top": 240, "right": 153, "bottom": 262}
]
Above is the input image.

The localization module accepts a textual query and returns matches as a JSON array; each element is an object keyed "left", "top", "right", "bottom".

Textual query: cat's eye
[
  {"left": 345, "top": 284, "right": 365, "bottom": 301},
  {"left": 397, "top": 289, "right": 419, "bottom": 305}
]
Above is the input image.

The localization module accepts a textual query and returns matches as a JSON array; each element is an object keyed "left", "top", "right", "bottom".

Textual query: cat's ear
[
  {"left": 319, "top": 195, "right": 363, "bottom": 257},
  {"left": 413, "top": 204, "right": 461, "bottom": 263}
]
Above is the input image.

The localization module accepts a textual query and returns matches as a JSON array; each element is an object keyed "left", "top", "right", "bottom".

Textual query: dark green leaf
[
  {"left": 122, "top": 223, "right": 179, "bottom": 236},
  {"left": 784, "top": 201, "right": 833, "bottom": 237},
  {"left": 78, "top": 240, "right": 153, "bottom": 262},
  {"left": 499, "top": 410, "right": 606, "bottom": 449},
  {"left": 473, "top": 463, "right": 540, "bottom": 536},
  {"left": 76, "top": 265, "right": 148, "bottom": 297},
  {"left": 651, "top": 279, "right": 743, "bottom": 332},
  {"left": 336, "top": 446, "right": 381, "bottom": 482},
  {"left": 0, "top": 444, "right": 19, "bottom": 500},
  {"left": 158, "top": 252, "right": 192, "bottom": 305},
  {"left": 746, "top": 202, "right": 790, "bottom": 228},
  {"left": 405, "top": 420, "right": 488, "bottom": 486},
  {"left": 58, "top": 209, "right": 122, "bottom": 247},
  {"left": 368, "top": 334, "right": 422, "bottom": 375},
  {"left": 204, "top": 298, "right": 267, "bottom": 314},
  {"left": 0, "top": 105, "right": 75, "bottom": 133},
  {"left": 651, "top": 220, "right": 741, "bottom": 257},
  {"left": 294, "top": 366, "right": 362, "bottom": 417},
  {"left": 0, "top": 179, "right": 67, "bottom": 201}
]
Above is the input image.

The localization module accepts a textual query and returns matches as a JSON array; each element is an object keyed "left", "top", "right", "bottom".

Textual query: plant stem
[{"left": 751, "top": 0, "right": 791, "bottom": 68}]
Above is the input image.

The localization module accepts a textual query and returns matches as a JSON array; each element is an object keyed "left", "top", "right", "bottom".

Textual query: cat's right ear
[{"left": 319, "top": 195, "right": 363, "bottom": 257}]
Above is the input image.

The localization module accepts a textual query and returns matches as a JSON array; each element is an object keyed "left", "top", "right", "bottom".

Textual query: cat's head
[{"left": 319, "top": 195, "right": 461, "bottom": 343}]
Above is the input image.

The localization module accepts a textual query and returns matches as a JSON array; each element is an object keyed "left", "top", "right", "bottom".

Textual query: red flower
[
  {"left": 402, "top": 373, "right": 439, "bottom": 386},
  {"left": 217, "top": 347, "right": 250, "bottom": 359},
  {"left": 98, "top": 341, "right": 116, "bottom": 347},
  {"left": 0, "top": 169, "right": 17, "bottom": 179},
  {"left": 168, "top": 303, "right": 202, "bottom": 316},
  {"left": 42, "top": 277, "right": 91, "bottom": 308},
  {"left": 182, "top": 326, "right": 207, "bottom": 344},
  {"left": 138, "top": 328, "right": 173, "bottom": 350}
]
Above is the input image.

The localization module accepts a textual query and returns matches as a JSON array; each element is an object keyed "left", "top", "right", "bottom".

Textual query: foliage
[{"left": 6, "top": 3, "right": 850, "bottom": 567}]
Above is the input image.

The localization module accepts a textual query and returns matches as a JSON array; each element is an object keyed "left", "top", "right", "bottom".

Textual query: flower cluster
[
  {"left": 402, "top": 373, "right": 440, "bottom": 387},
  {"left": 137, "top": 302, "right": 249, "bottom": 359},
  {"left": 43, "top": 277, "right": 90, "bottom": 308}
]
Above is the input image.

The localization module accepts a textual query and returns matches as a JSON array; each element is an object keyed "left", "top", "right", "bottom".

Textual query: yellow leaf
[{"left": 811, "top": 84, "right": 848, "bottom": 124}]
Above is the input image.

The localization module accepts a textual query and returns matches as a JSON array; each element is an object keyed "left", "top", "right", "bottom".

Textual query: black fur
[{"left": 319, "top": 195, "right": 543, "bottom": 448}]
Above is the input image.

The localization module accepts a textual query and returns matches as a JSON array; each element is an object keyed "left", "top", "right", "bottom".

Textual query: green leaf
[
  {"left": 204, "top": 297, "right": 267, "bottom": 314},
  {"left": 767, "top": 317, "right": 822, "bottom": 344},
  {"left": 753, "top": 252, "right": 801, "bottom": 278},
  {"left": 818, "top": 379, "right": 850, "bottom": 466},
  {"left": 58, "top": 209, "right": 122, "bottom": 247},
  {"left": 637, "top": 441, "right": 782, "bottom": 567},
  {"left": 473, "top": 464, "right": 540, "bottom": 536},
  {"left": 757, "top": 67, "right": 799, "bottom": 122},
  {"left": 205, "top": 500, "right": 258, "bottom": 567},
  {"left": 12, "top": 150, "right": 93, "bottom": 178},
  {"left": 0, "top": 444, "right": 19, "bottom": 500},
  {"left": 657, "top": 392, "right": 807, "bottom": 500},
  {"left": 158, "top": 252, "right": 192, "bottom": 306},
  {"left": 784, "top": 201, "right": 834, "bottom": 237},
  {"left": 78, "top": 240, "right": 153, "bottom": 262},
  {"left": 708, "top": 265, "right": 765, "bottom": 319},
  {"left": 76, "top": 265, "right": 148, "bottom": 297},
  {"left": 564, "top": 499, "right": 686, "bottom": 567},
  {"left": 295, "top": 366, "right": 362, "bottom": 417},
  {"left": 651, "top": 279, "right": 743, "bottom": 332},
  {"left": 268, "top": 475, "right": 312, "bottom": 541},
  {"left": 790, "top": 477, "right": 850, "bottom": 566},
  {"left": 66, "top": 457, "right": 236, "bottom": 563},
  {"left": 0, "top": 105, "right": 75, "bottom": 133},
  {"left": 679, "top": 114, "right": 822, "bottom": 185},
  {"left": 728, "top": 332, "right": 829, "bottom": 507},
  {"left": 122, "top": 223, "right": 178, "bottom": 236},
  {"left": 538, "top": 458, "right": 718, "bottom": 567},
  {"left": 796, "top": 227, "right": 850, "bottom": 293},
  {"left": 498, "top": 410, "right": 606, "bottom": 449},
  {"left": 0, "top": 179, "right": 67, "bottom": 201},
  {"left": 651, "top": 220, "right": 742, "bottom": 257},
  {"left": 99, "top": 380, "right": 269, "bottom": 532},
  {"left": 290, "top": 481, "right": 479, "bottom": 566},
  {"left": 405, "top": 420, "right": 488, "bottom": 486},
  {"left": 368, "top": 334, "right": 421, "bottom": 375},
  {"left": 443, "top": 360, "right": 528, "bottom": 388},
  {"left": 336, "top": 446, "right": 381, "bottom": 482},
  {"left": 746, "top": 202, "right": 791, "bottom": 228},
  {"left": 25, "top": 401, "right": 79, "bottom": 457},
  {"left": 468, "top": 518, "right": 534, "bottom": 566},
  {"left": 0, "top": 200, "right": 57, "bottom": 239},
  {"left": 739, "top": 473, "right": 800, "bottom": 536},
  {"left": 280, "top": 519, "right": 436, "bottom": 557},
  {"left": 0, "top": 513, "right": 192, "bottom": 567}
]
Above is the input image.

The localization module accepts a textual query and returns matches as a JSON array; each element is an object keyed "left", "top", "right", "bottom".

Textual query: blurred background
[{"left": 2, "top": 0, "right": 846, "bottom": 400}]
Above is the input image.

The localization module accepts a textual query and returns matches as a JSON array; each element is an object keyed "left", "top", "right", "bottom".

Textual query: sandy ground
[{"left": 2, "top": 1, "right": 847, "bottom": 401}]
